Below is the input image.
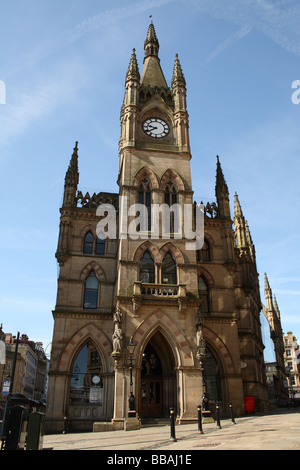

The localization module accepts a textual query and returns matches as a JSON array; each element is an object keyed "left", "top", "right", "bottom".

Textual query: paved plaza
[{"left": 43, "top": 409, "right": 300, "bottom": 451}]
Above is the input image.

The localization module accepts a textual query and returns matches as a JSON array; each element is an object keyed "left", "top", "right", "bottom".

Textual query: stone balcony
[
  {"left": 139, "top": 282, "right": 186, "bottom": 298},
  {"left": 132, "top": 282, "right": 187, "bottom": 315}
]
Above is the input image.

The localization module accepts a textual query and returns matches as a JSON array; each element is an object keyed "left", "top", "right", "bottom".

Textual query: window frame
[
  {"left": 83, "top": 270, "right": 99, "bottom": 309},
  {"left": 95, "top": 234, "right": 106, "bottom": 255},
  {"left": 196, "top": 239, "right": 211, "bottom": 262},
  {"left": 162, "top": 252, "right": 177, "bottom": 285},
  {"left": 138, "top": 179, "right": 152, "bottom": 232},
  {"left": 198, "top": 276, "right": 210, "bottom": 313},
  {"left": 164, "top": 181, "right": 178, "bottom": 234},
  {"left": 139, "top": 250, "right": 155, "bottom": 283},
  {"left": 83, "top": 231, "right": 94, "bottom": 254}
]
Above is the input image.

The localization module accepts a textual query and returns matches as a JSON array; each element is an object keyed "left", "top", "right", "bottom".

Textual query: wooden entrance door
[{"left": 140, "top": 378, "right": 163, "bottom": 418}]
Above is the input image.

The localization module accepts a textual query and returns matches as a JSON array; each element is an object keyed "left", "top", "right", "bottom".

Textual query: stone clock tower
[
  {"left": 114, "top": 22, "right": 199, "bottom": 425},
  {"left": 46, "top": 22, "right": 269, "bottom": 433}
]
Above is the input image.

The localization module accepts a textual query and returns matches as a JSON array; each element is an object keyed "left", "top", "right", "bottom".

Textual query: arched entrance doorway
[{"left": 139, "top": 331, "right": 176, "bottom": 419}]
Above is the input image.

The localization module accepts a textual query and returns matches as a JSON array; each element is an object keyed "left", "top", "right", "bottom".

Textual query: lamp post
[
  {"left": 127, "top": 337, "right": 136, "bottom": 418},
  {"left": 285, "top": 366, "right": 293, "bottom": 405},
  {"left": 196, "top": 324, "right": 213, "bottom": 423}
]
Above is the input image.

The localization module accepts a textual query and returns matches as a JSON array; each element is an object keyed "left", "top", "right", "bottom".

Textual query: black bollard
[
  {"left": 229, "top": 403, "right": 236, "bottom": 424},
  {"left": 197, "top": 405, "right": 203, "bottom": 434},
  {"left": 216, "top": 403, "right": 222, "bottom": 429},
  {"left": 63, "top": 416, "right": 68, "bottom": 434},
  {"left": 169, "top": 407, "right": 177, "bottom": 442}
]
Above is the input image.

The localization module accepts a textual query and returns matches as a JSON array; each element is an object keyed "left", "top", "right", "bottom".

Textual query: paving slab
[{"left": 43, "top": 409, "right": 300, "bottom": 452}]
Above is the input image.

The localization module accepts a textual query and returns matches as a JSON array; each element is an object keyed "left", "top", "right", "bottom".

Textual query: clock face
[{"left": 142, "top": 118, "right": 170, "bottom": 139}]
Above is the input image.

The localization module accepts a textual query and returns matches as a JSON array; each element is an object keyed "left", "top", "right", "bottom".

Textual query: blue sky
[{"left": 0, "top": 0, "right": 299, "bottom": 361}]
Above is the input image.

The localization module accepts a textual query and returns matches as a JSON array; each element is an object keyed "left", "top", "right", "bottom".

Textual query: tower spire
[
  {"left": 126, "top": 48, "right": 140, "bottom": 83},
  {"left": 63, "top": 141, "right": 79, "bottom": 207},
  {"left": 144, "top": 20, "right": 159, "bottom": 59},
  {"left": 245, "top": 220, "right": 256, "bottom": 263},
  {"left": 233, "top": 192, "right": 247, "bottom": 247},
  {"left": 274, "top": 295, "right": 281, "bottom": 319},
  {"left": 171, "top": 54, "right": 186, "bottom": 88},
  {"left": 215, "top": 156, "right": 230, "bottom": 219},
  {"left": 140, "top": 21, "right": 168, "bottom": 89},
  {"left": 264, "top": 272, "right": 274, "bottom": 311},
  {"left": 234, "top": 191, "right": 243, "bottom": 218}
]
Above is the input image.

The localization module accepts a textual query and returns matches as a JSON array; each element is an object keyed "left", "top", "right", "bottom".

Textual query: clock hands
[{"left": 142, "top": 118, "right": 169, "bottom": 138}]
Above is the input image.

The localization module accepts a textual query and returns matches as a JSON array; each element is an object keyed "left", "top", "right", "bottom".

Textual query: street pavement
[{"left": 42, "top": 408, "right": 300, "bottom": 452}]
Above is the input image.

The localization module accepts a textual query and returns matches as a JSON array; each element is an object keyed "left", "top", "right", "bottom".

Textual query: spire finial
[
  {"left": 234, "top": 191, "right": 243, "bottom": 217},
  {"left": 126, "top": 48, "right": 140, "bottom": 82},
  {"left": 63, "top": 140, "right": 79, "bottom": 206},
  {"left": 215, "top": 155, "right": 228, "bottom": 195},
  {"left": 264, "top": 272, "right": 271, "bottom": 291},
  {"left": 144, "top": 20, "right": 159, "bottom": 58},
  {"left": 172, "top": 53, "right": 186, "bottom": 87},
  {"left": 69, "top": 140, "right": 79, "bottom": 173}
]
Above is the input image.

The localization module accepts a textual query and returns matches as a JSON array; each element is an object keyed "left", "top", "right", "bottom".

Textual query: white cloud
[
  {"left": 0, "top": 61, "right": 89, "bottom": 149},
  {"left": 187, "top": 0, "right": 300, "bottom": 57},
  {"left": 275, "top": 289, "right": 300, "bottom": 296},
  {"left": 65, "top": 0, "right": 172, "bottom": 42},
  {"left": 0, "top": 226, "right": 57, "bottom": 251},
  {"left": 3, "top": 0, "right": 175, "bottom": 80},
  {"left": 272, "top": 277, "right": 300, "bottom": 284},
  {"left": 204, "top": 25, "right": 252, "bottom": 63}
]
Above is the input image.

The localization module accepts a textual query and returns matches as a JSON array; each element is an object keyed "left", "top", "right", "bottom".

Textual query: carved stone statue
[
  {"left": 112, "top": 323, "right": 123, "bottom": 353},
  {"left": 196, "top": 325, "right": 204, "bottom": 348},
  {"left": 113, "top": 306, "right": 122, "bottom": 324}
]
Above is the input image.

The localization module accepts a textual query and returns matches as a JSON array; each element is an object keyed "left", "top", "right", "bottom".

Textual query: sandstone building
[
  {"left": 283, "top": 331, "right": 300, "bottom": 399},
  {"left": 46, "top": 22, "right": 269, "bottom": 432}
]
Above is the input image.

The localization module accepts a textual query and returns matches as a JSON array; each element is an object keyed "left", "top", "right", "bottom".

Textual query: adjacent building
[
  {"left": 283, "top": 331, "right": 300, "bottom": 400},
  {"left": 0, "top": 330, "right": 48, "bottom": 402}
]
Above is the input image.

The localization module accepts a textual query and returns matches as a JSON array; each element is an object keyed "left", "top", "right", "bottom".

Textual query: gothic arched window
[
  {"left": 140, "top": 251, "right": 155, "bottom": 283},
  {"left": 138, "top": 179, "right": 152, "bottom": 231},
  {"left": 196, "top": 239, "right": 211, "bottom": 262},
  {"left": 203, "top": 347, "right": 222, "bottom": 401},
  {"left": 96, "top": 234, "right": 105, "bottom": 255},
  {"left": 202, "top": 240, "right": 210, "bottom": 261},
  {"left": 162, "top": 252, "right": 177, "bottom": 285},
  {"left": 70, "top": 343, "right": 103, "bottom": 404},
  {"left": 83, "top": 231, "right": 94, "bottom": 254},
  {"left": 84, "top": 271, "right": 98, "bottom": 309},
  {"left": 164, "top": 181, "right": 178, "bottom": 233},
  {"left": 198, "top": 276, "right": 210, "bottom": 313}
]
